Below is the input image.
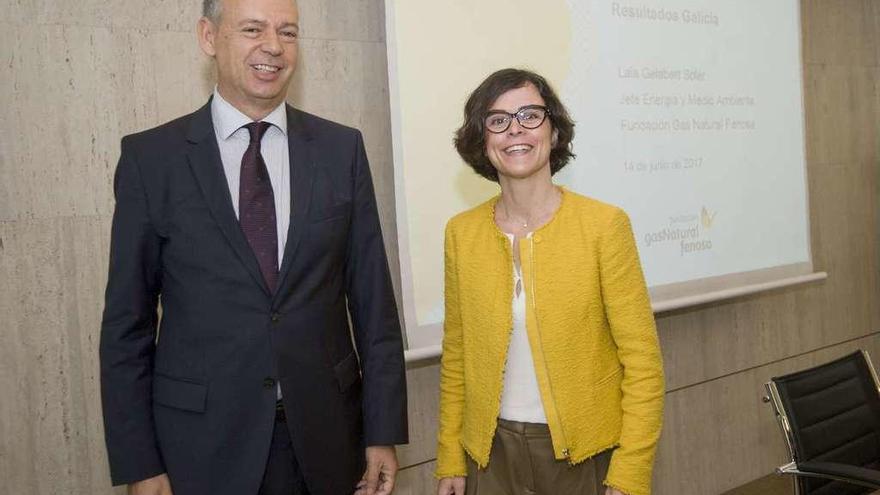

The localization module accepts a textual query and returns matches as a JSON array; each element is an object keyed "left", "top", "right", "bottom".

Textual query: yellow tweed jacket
[{"left": 435, "top": 188, "right": 664, "bottom": 495}]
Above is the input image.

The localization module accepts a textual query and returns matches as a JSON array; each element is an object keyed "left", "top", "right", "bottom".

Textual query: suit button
[
  {"left": 263, "top": 377, "right": 276, "bottom": 389},
  {"left": 271, "top": 312, "right": 280, "bottom": 323}
]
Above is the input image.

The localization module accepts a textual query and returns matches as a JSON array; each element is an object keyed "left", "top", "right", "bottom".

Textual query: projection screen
[{"left": 385, "top": 0, "right": 823, "bottom": 356}]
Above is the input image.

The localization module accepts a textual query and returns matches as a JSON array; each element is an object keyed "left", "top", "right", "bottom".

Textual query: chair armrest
[{"left": 797, "top": 461, "right": 880, "bottom": 488}]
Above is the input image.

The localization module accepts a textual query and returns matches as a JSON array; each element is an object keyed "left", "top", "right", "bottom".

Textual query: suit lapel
[
  {"left": 275, "top": 105, "right": 316, "bottom": 302},
  {"left": 185, "top": 101, "right": 272, "bottom": 297}
]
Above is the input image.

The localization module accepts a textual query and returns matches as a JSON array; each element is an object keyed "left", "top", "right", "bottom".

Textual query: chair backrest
[{"left": 769, "top": 350, "right": 880, "bottom": 495}]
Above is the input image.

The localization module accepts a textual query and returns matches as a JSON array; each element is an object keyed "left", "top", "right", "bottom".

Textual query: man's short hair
[
  {"left": 203, "top": 0, "right": 222, "bottom": 22},
  {"left": 454, "top": 68, "right": 576, "bottom": 183}
]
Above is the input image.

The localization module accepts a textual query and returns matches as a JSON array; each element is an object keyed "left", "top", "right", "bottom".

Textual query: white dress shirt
[{"left": 210, "top": 89, "right": 290, "bottom": 268}]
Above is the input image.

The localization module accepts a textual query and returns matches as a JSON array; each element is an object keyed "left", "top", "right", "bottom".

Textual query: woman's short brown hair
[{"left": 454, "top": 68, "right": 575, "bottom": 182}]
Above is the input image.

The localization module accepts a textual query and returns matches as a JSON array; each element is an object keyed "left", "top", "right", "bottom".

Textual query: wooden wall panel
[
  {"left": 805, "top": 65, "right": 879, "bottom": 167},
  {"left": 655, "top": 335, "right": 880, "bottom": 494},
  {"left": 396, "top": 461, "right": 437, "bottom": 495},
  {"left": 397, "top": 361, "right": 441, "bottom": 468},
  {"left": 801, "top": 0, "right": 878, "bottom": 67}
]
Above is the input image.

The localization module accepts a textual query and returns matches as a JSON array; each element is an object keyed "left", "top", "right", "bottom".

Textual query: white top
[
  {"left": 211, "top": 88, "right": 290, "bottom": 268},
  {"left": 499, "top": 233, "right": 548, "bottom": 424}
]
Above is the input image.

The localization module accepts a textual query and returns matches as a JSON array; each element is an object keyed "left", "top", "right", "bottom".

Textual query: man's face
[{"left": 199, "top": 0, "right": 299, "bottom": 118}]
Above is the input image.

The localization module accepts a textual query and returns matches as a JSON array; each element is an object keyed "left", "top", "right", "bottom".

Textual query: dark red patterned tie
[{"left": 239, "top": 121, "right": 278, "bottom": 293}]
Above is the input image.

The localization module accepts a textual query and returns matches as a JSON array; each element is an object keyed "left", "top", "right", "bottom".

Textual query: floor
[
  {"left": 721, "top": 474, "right": 793, "bottom": 495},
  {"left": 722, "top": 475, "right": 880, "bottom": 495}
]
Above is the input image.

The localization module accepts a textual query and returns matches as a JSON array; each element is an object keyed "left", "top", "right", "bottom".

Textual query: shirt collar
[{"left": 211, "top": 87, "right": 289, "bottom": 140}]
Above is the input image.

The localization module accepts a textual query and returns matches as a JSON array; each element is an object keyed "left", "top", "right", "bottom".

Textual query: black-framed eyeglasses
[{"left": 484, "top": 105, "right": 550, "bottom": 134}]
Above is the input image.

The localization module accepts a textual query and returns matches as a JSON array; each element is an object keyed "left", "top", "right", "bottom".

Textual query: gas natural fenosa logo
[{"left": 643, "top": 207, "right": 715, "bottom": 256}]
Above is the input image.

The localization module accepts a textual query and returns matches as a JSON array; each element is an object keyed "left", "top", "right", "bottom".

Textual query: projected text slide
[{"left": 386, "top": 0, "right": 810, "bottom": 351}]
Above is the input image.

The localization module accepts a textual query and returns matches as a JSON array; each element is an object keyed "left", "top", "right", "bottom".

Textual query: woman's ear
[{"left": 551, "top": 128, "right": 559, "bottom": 147}]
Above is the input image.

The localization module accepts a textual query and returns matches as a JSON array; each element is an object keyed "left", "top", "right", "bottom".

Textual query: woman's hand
[
  {"left": 437, "top": 476, "right": 466, "bottom": 495},
  {"left": 605, "top": 487, "right": 627, "bottom": 495}
]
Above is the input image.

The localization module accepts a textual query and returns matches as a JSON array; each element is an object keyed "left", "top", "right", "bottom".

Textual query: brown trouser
[{"left": 466, "top": 419, "right": 612, "bottom": 495}]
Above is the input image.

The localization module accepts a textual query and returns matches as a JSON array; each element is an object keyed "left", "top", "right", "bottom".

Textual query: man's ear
[{"left": 197, "top": 17, "right": 218, "bottom": 57}]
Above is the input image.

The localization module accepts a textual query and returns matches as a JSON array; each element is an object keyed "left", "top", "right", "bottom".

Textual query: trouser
[
  {"left": 466, "top": 419, "right": 613, "bottom": 495},
  {"left": 258, "top": 401, "right": 311, "bottom": 495}
]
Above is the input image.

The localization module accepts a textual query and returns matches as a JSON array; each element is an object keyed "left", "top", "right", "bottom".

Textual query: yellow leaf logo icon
[{"left": 701, "top": 206, "right": 717, "bottom": 229}]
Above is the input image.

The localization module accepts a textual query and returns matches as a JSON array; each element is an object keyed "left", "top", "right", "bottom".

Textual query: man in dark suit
[{"left": 99, "top": 0, "right": 408, "bottom": 494}]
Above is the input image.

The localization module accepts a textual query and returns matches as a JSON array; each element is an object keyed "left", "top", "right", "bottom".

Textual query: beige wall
[{"left": 0, "top": 1, "right": 877, "bottom": 494}]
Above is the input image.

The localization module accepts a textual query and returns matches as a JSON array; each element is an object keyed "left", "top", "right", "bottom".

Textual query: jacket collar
[{"left": 183, "top": 98, "right": 316, "bottom": 302}]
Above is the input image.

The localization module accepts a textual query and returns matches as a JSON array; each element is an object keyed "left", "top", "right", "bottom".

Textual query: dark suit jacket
[{"left": 99, "top": 101, "right": 408, "bottom": 495}]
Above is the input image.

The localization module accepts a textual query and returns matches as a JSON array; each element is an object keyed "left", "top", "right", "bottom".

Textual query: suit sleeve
[
  {"left": 600, "top": 209, "right": 665, "bottom": 495},
  {"left": 344, "top": 130, "right": 409, "bottom": 446},
  {"left": 99, "top": 136, "right": 165, "bottom": 485}
]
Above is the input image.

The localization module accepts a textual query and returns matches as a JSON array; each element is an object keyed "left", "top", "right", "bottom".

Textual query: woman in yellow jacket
[{"left": 436, "top": 69, "right": 665, "bottom": 495}]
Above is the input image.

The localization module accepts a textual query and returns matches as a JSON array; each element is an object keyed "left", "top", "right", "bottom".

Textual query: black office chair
[{"left": 764, "top": 350, "right": 880, "bottom": 495}]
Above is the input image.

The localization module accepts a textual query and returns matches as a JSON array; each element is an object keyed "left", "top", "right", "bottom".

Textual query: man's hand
[
  {"left": 605, "top": 487, "right": 626, "bottom": 495},
  {"left": 437, "top": 476, "right": 466, "bottom": 495},
  {"left": 127, "top": 473, "right": 172, "bottom": 495},
  {"left": 356, "top": 445, "right": 398, "bottom": 495}
]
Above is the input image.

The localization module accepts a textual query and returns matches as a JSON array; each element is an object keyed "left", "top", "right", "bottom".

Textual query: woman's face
[{"left": 484, "top": 83, "right": 557, "bottom": 182}]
